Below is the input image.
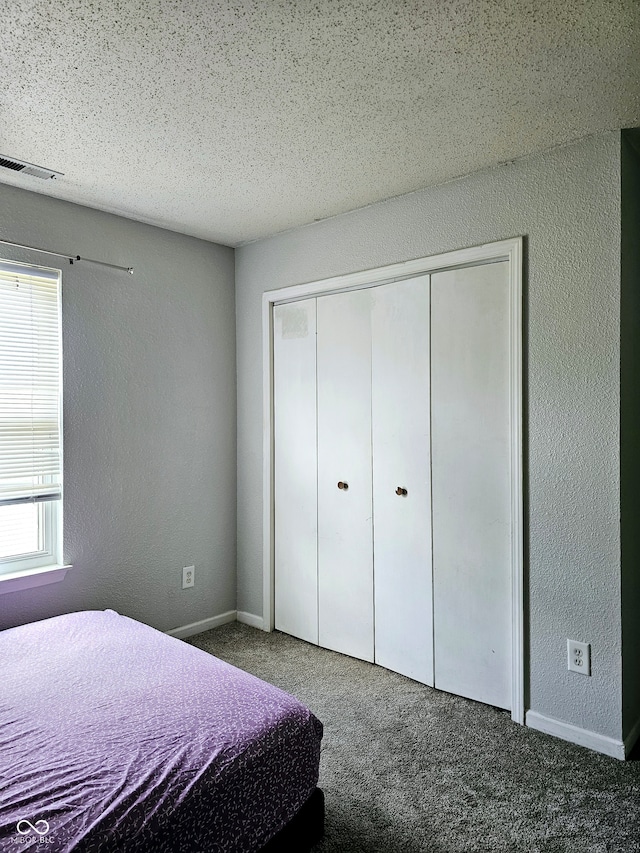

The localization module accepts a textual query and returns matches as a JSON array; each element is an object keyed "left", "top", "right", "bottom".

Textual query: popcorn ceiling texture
[
  {"left": 235, "top": 132, "right": 624, "bottom": 741},
  {"left": 0, "top": 0, "right": 638, "bottom": 245}
]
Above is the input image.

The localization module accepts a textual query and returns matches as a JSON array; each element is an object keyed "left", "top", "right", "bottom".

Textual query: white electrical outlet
[
  {"left": 182, "top": 566, "right": 195, "bottom": 589},
  {"left": 567, "top": 639, "right": 591, "bottom": 675}
]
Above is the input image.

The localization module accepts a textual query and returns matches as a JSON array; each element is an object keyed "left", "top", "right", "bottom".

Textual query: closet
[{"left": 273, "top": 259, "right": 513, "bottom": 712}]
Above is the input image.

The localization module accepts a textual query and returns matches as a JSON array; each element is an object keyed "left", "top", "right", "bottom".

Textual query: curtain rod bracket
[{"left": 0, "top": 237, "right": 133, "bottom": 275}]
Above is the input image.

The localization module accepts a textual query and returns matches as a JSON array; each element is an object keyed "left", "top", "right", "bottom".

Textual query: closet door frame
[{"left": 262, "top": 236, "right": 524, "bottom": 724}]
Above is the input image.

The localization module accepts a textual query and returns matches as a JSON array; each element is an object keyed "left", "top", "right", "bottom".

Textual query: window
[{"left": 0, "top": 259, "right": 62, "bottom": 576}]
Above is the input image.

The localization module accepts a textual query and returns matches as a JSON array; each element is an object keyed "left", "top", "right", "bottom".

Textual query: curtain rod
[{"left": 0, "top": 237, "right": 134, "bottom": 274}]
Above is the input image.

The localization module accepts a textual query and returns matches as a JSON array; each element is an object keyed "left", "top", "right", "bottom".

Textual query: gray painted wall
[
  {"left": 0, "top": 184, "right": 236, "bottom": 633},
  {"left": 236, "top": 132, "right": 623, "bottom": 739},
  {"left": 621, "top": 129, "right": 640, "bottom": 739}
]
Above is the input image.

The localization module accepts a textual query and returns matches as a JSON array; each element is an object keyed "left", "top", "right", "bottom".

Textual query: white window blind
[{"left": 0, "top": 261, "right": 62, "bottom": 508}]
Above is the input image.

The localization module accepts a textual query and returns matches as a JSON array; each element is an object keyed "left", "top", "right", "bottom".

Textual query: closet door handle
[
  {"left": 337, "top": 481, "right": 349, "bottom": 491},
  {"left": 395, "top": 487, "right": 408, "bottom": 496}
]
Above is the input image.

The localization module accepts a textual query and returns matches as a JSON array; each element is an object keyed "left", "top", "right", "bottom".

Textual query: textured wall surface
[
  {"left": 236, "top": 132, "right": 623, "bottom": 739},
  {"left": 621, "top": 130, "right": 640, "bottom": 739},
  {"left": 0, "top": 184, "right": 236, "bottom": 633}
]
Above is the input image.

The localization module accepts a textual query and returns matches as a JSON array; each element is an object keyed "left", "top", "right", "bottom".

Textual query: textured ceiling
[{"left": 1, "top": 0, "right": 639, "bottom": 246}]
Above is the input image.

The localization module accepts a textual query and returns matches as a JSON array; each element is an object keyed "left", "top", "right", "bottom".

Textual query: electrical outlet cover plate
[
  {"left": 182, "top": 566, "right": 195, "bottom": 589},
  {"left": 567, "top": 639, "right": 591, "bottom": 675}
]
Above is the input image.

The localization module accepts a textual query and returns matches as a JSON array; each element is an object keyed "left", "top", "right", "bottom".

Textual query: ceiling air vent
[{"left": 0, "top": 156, "right": 63, "bottom": 180}]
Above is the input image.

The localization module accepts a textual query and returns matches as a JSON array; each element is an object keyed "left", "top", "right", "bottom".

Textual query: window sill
[{"left": 0, "top": 564, "right": 71, "bottom": 595}]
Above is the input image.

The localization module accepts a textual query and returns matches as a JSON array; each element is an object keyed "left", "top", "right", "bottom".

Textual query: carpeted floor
[{"left": 186, "top": 623, "right": 640, "bottom": 853}]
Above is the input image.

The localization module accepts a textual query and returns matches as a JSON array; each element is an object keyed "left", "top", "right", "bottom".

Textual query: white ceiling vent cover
[{"left": 0, "top": 156, "right": 63, "bottom": 180}]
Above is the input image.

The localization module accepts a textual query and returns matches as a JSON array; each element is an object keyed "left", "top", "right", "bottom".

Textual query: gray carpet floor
[{"left": 186, "top": 623, "right": 640, "bottom": 853}]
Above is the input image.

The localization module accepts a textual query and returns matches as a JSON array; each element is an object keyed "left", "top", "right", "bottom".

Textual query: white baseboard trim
[
  {"left": 166, "top": 610, "right": 237, "bottom": 640},
  {"left": 624, "top": 715, "right": 640, "bottom": 758},
  {"left": 526, "top": 711, "right": 625, "bottom": 760},
  {"left": 237, "top": 611, "right": 265, "bottom": 630}
]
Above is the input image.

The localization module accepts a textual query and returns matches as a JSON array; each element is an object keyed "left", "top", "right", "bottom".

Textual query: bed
[{"left": 0, "top": 609, "right": 324, "bottom": 852}]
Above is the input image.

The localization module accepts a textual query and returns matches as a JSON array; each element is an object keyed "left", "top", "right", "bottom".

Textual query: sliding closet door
[
  {"left": 431, "top": 261, "right": 512, "bottom": 709},
  {"left": 317, "top": 289, "right": 374, "bottom": 662},
  {"left": 371, "top": 276, "right": 434, "bottom": 685},
  {"left": 273, "top": 299, "right": 318, "bottom": 644}
]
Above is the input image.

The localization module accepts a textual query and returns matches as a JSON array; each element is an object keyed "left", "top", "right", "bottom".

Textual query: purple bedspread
[{"left": 0, "top": 610, "right": 322, "bottom": 852}]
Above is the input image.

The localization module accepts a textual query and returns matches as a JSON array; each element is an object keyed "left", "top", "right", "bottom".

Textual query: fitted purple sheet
[{"left": 0, "top": 610, "right": 322, "bottom": 852}]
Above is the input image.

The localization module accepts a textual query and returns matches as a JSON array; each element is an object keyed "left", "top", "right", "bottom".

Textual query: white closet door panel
[
  {"left": 317, "top": 289, "right": 374, "bottom": 662},
  {"left": 273, "top": 299, "right": 318, "bottom": 644},
  {"left": 371, "top": 276, "right": 433, "bottom": 685},
  {"left": 431, "top": 261, "right": 512, "bottom": 710}
]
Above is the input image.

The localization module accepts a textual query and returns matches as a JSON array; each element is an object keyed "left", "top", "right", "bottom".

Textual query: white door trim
[{"left": 262, "top": 237, "right": 524, "bottom": 724}]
